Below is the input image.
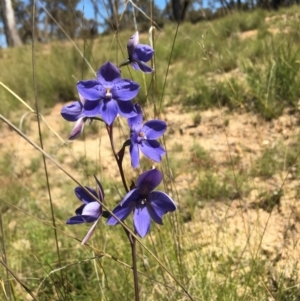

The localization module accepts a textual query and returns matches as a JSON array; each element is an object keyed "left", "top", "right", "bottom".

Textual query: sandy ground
[{"left": 1, "top": 96, "right": 300, "bottom": 287}]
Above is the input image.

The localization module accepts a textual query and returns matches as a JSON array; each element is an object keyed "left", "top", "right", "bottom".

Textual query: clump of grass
[
  {"left": 190, "top": 143, "right": 213, "bottom": 170},
  {"left": 192, "top": 113, "right": 201, "bottom": 126},
  {"left": 251, "top": 138, "right": 300, "bottom": 180},
  {"left": 171, "top": 142, "right": 183, "bottom": 152},
  {"left": 0, "top": 44, "right": 86, "bottom": 115},
  {"left": 243, "top": 35, "right": 300, "bottom": 119},
  {"left": 214, "top": 9, "right": 266, "bottom": 39},
  {"left": 69, "top": 155, "right": 99, "bottom": 175},
  {"left": 251, "top": 147, "right": 280, "bottom": 178},
  {"left": 256, "top": 189, "right": 283, "bottom": 213},
  {"left": 272, "top": 270, "right": 300, "bottom": 300},
  {"left": 195, "top": 172, "right": 233, "bottom": 201},
  {"left": 186, "top": 79, "right": 245, "bottom": 111},
  {"left": 279, "top": 134, "right": 300, "bottom": 178},
  {"left": 238, "top": 10, "right": 266, "bottom": 32},
  {"left": 28, "top": 157, "right": 41, "bottom": 173}
]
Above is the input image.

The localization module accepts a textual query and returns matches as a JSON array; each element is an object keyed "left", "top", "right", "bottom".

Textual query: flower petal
[
  {"left": 112, "top": 79, "right": 140, "bottom": 101},
  {"left": 83, "top": 100, "right": 101, "bottom": 117},
  {"left": 100, "top": 100, "right": 118, "bottom": 125},
  {"left": 66, "top": 215, "right": 98, "bottom": 224},
  {"left": 106, "top": 203, "right": 135, "bottom": 225},
  {"left": 120, "top": 188, "right": 140, "bottom": 206},
  {"left": 133, "top": 205, "right": 151, "bottom": 237},
  {"left": 127, "top": 32, "right": 139, "bottom": 57},
  {"left": 82, "top": 202, "right": 101, "bottom": 218},
  {"left": 68, "top": 117, "right": 86, "bottom": 140},
  {"left": 81, "top": 218, "right": 101, "bottom": 245},
  {"left": 134, "top": 61, "right": 154, "bottom": 73},
  {"left": 142, "top": 120, "right": 167, "bottom": 139},
  {"left": 61, "top": 101, "right": 83, "bottom": 121},
  {"left": 128, "top": 103, "right": 143, "bottom": 131},
  {"left": 130, "top": 143, "right": 140, "bottom": 168},
  {"left": 132, "top": 44, "right": 154, "bottom": 62},
  {"left": 146, "top": 202, "right": 164, "bottom": 225},
  {"left": 97, "top": 61, "right": 121, "bottom": 83},
  {"left": 78, "top": 93, "right": 86, "bottom": 106},
  {"left": 146, "top": 191, "right": 176, "bottom": 225},
  {"left": 140, "top": 140, "right": 166, "bottom": 162},
  {"left": 130, "top": 62, "right": 141, "bottom": 72},
  {"left": 77, "top": 80, "right": 105, "bottom": 101},
  {"left": 75, "top": 186, "right": 98, "bottom": 204},
  {"left": 94, "top": 175, "right": 105, "bottom": 202},
  {"left": 75, "top": 204, "right": 85, "bottom": 215},
  {"left": 136, "top": 169, "right": 162, "bottom": 193},
  {"left": 148, "top": 191, "right": 177, "bottom": 212},
  {"left": 117, "top": 100, "right": 137, "bottom": 119}
]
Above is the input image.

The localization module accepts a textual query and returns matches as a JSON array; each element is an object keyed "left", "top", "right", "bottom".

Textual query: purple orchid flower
[
  {"left": 76, "top": 61, "right": 139, "bottom": 125},
  {"left": 67, "top": 177, "right": 105, "bottom": 245},
  {"left": 120, "top": 31, "right": 154, "bottom": 73},
  {"left": 107, "top": 169, "right": 176, "bottom": 238},
  {"left": 61, "top": 94, "right": 96, "bottom": 140},
  {"left": 67, "top": 177, "right": 104, "bottom": 225},
  {"left": 128, "top": 104, "right": 166, "bottom": 168}
]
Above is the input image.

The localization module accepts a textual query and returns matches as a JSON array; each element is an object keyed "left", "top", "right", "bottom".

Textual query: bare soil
[{"left": 1, "top": 100, "right": 300, "bottom": 283}]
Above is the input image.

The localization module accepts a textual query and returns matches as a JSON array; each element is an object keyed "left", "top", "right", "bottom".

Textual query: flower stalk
[
  {"left": 61, "top": 31, "right": 178, "bottom": 301},
  {"left": 130, "top": 234, "right": 140, "bottom": 301},
  {"left": 106, "top": 124, "right": 129, "bottom": 193},
  {"left": 106, "top": 123, "right": 140, "bottom": 300}
]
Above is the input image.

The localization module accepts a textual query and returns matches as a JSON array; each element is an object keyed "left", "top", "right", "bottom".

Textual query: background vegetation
[{"left": 1, "top": 4, "right": 300, "bottom": 301}]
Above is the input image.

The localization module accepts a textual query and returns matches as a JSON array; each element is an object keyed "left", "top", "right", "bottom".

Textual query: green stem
[
  {"left": 106, "top": 123, "right": 139, "bottom": 300},
  {"left": 130, "top": 234, "right": 140, "bottom": 301},
  {"left": 106, "top": 124, "right": 128, "bottom": 192}
]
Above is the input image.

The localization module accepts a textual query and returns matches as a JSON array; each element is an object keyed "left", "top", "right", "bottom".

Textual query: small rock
[
  {"left": 8, "top": 220, "right": 17, "bottom": 231},
  {"left": 113, "top": 195, "right": 120, "bottom": 202},
  {"left": 235, "top": 145, "right": 243, "bottom": 156},
  {"left": 262, "top": 140, "right": 270, "bottom": 146}
]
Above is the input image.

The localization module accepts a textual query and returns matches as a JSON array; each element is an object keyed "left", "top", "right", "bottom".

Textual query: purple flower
[
  {"left": 128, "top": 104, "right": 166, "bottom": 168},
  {"left": 76, "top": 61, "right": 139, "bottom": 125},
  {"left": 61, "top": 94, "right": 95, "bottom": 140},
  {"left": 120, "top": 32, "right": 154, "bottom": 73},
  {"left": 67, "top": 177, "right": 104, "bottom": 225},
  {"left": 107, "top": 169, "right": 176, "bottom": 238}
]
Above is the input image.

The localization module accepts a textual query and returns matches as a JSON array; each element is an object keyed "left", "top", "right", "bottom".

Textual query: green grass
[
  {"left": 1, "top": 7, "right": 300, "bottom": 120},
  {"left": 251, "top": 147, "right": 280, "bottom": 178},
  {"left": 190, "top": 144, "right": 213, "bottom": 170}
]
